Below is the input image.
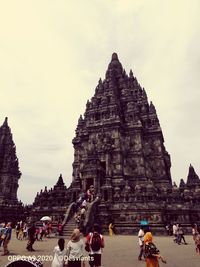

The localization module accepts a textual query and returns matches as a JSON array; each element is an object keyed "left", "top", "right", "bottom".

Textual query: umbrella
[{"left": 40, "top": 216, "right": 52, "bottom": 221}]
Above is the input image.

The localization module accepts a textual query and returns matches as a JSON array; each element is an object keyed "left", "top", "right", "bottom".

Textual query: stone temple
[
  {"left": 31, "top": 53, "right": 200, "bottom": 233},
  {"left": 0, "top": 118, "right": 24, "bottom": 222},
  {"left": 1, "top": 54, "right": 200, "bottom": 233}
]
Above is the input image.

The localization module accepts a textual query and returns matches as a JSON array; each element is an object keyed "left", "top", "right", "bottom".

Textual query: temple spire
[
  {"left": 186, "top": 164, "right": 200, "bottom": 188},
  {"left": 56, "top": 174, "right": 65, "bottom": 187},
  {"left": 111, "top": 52, "right": 119, "bottom": 61},
  {"left": 3, "top": 117, "right": 8, "bottom": 127},
  {"left": 0, "top": 118, "right": 21, "bottom": 204},
  {"left": 105, "top": 52, "right": 123, "bottom": 79}
]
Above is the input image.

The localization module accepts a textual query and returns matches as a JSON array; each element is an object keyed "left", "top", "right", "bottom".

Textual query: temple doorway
[
  {"left": 86, "top": 178, "right": 94, "bottom": 190},
  {"left": 100, "top": 161, "right": 106, "bottom": 186}
]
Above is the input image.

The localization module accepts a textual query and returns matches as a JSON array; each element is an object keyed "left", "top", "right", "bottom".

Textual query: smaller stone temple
[
  {"left": 0, "top": 117, "right": 24, "bottom": 222},
  {"left": 31, "top": 174, "right": 72, "bottom": 222}
]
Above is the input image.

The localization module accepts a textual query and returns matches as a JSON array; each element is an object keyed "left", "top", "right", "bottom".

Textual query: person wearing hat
[{"left": 66, "top": 228, "right": 85, "bottom": 267}]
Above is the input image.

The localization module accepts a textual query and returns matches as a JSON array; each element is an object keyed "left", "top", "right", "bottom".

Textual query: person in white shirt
[
  {"left": 51, "top": 238, "right": 67, "bottom": 267},
  {"left": 173, "top": 223, "right": 178, "bottom": 243},
  {"left": 138, "top": 227, "right": 144, "bottom": 260},
  {"left": 66, "top": 228, "right": 85, "bottom": 267}
]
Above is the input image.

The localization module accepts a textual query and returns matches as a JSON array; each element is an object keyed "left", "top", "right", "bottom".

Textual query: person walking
[
  {"left": 138, "top": 226, "right": 144, "bottom": 261},
  {"left": 85, "top": 224, "right": 104, "bottom": 267},
  {"left": 177, "top": 224, "right": 187, "bottom": 245},
  {"left": 26, "top": 221, "right": 36, "bottom": 251},
  {"left": 172, "top": 223, "right": 178, "bottom": 243},
  {"left": 51, "top": 238, "right": 67, "bottom": 267},
  {"left": 2, "top": 222, "right": 12, "bottom": 256},
  {"left": 144, "top": 231, "right": 166, "bottom": 267},
  {"left": 66, "top": 228, "right": 85, "bottom": 267}
]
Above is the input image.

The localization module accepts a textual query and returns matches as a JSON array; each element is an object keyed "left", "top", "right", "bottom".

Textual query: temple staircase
[{"left": 62, "top": 217, "right": 77, "bottom": 237}]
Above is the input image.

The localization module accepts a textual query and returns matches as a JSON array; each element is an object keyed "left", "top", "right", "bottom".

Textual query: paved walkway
[{"left": 0, "top": 235, "right": 199, "bottom": 267}]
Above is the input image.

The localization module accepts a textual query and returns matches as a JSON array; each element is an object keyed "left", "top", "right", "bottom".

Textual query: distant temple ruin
[
  {"left": 1, "top": 54, "right": 200, "bottom": 233},
  {"left": 0, "top": 118, "right": 24, "bottom": 222}
]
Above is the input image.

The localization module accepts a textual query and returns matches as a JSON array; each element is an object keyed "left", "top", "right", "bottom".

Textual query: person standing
[
  {"left": 138, "top": 226, "right": 144, "bottom": 261},
  {"left": 172, "top": 223, "right": 178, "bottom": 243},
  {"left": 66, "top": 228, "right": 85, "bottom": 267},
  {"left": 58, "top": 222, "right": 63, "bottom": 236},
  {"left": 85, "top": 224, "right": 104, "bottom": 267},
  {"left": 108, "top": 223, "right": 114, "bottom": 236},
  {"left": 192, "top": 223, "right": 199, "bottom": 242},
  {"left": 51, "top": 238, "right": 67, "bottom": 267},
  {"left": 15, "top": 222, "right": 20, "bottom": 240},
  {"left": 26, "top": 222, "right": 36, "bottom": 251},
  {"left": 2, "top": 222, "right": 12, "bottom": 256}
]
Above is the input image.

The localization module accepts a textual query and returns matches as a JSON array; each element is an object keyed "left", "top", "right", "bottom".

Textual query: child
[{"left": 51, "top": 238, "right": 67, "bottom": 267}]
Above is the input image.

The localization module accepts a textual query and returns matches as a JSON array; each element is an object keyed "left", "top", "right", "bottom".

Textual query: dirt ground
[{"left": 0, "top": 234, "right": 199, "bottom": 267}]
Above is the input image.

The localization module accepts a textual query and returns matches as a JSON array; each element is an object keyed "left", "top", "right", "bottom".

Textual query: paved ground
[{"left": 0, "top": 234, "right": 199, "bottom": 267}]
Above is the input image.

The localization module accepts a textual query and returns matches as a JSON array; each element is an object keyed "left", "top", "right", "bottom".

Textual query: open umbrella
[{"left": 40, "top": 216, "right": 51, "bottom": 221}]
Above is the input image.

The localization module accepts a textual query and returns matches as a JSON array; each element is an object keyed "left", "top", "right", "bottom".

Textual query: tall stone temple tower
[
  {"left": 0, "top": 117, "right": 23, "bottom": 221},
  {"left": 72, "top": 53, "right": 172, "bottom": 195},
  {"left": 32, "top": 53, "right": 200, "bottom": 233}
]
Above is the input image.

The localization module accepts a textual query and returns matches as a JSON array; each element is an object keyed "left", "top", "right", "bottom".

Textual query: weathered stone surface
[
  {"left": 0, "top": 117, "right": 24, "bottom": 222},
  {"left": 32, "top": 54, "right": 200, "bottom": 232}
]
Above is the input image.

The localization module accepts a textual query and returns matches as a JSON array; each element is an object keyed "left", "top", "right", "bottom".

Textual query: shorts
[
  {"left": 68, "top": 260, "right": 82, "bottom": 267},
  {"left": 89, "top": 254, "right": 101, "bottom": 267}
]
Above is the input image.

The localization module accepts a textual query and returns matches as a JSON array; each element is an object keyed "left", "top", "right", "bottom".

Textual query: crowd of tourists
[
  {"left": 137, "top": 222, "right": 200, "bottom": 267},
  {"left": 1, "top": 218, "right": 200, "bottom": 267},
  {"left": 51, "top": 223, "right": 104, "bottom": 267},
  {"left": 0, "top": 220, "right": 66, "bottom": 256},
  {"left": 73, "top": 185, "right": 96, "bottom": 231}
]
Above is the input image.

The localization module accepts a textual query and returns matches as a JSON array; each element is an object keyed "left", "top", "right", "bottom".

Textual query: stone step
[{"left": 61, "top": 218, "right": 78, "bottom": 236}]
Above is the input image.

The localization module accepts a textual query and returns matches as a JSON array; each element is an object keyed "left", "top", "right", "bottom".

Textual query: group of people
[
  {"left": 26, "top": 221, "right": 63, "bottom": 251},
  {"left": 137, "top": 226, "right": 166, "bottom": 267},
  {"left": 73, "top": 186, "right": 96, "bottom": 231},
  {"left": 137, "top": 222, "right": 200, "bottom": 267},
  {"left": 172, "top": 223, "right": 187, "bottom": 245},
  {"left": 51, "top": 223, "right": 104, "bottom": 267}
]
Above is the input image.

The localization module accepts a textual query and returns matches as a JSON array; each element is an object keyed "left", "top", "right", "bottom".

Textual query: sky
[{"left": 0, "top": 0, "right": 200, "bottom": 204}]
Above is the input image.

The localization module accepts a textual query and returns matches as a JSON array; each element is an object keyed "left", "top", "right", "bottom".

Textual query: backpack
[
  {"left": 145, "top": 242, "right": 159, "bottom": 257},
  {"left": 90, "top": 232, "right": 102, "bottom": 252}
]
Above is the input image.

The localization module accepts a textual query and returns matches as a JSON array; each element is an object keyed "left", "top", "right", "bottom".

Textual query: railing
[
  {"left": 83, "top": 197, "right": 101, "bottom": 234},
  {"left": 62, "top": 202, "right": 76, "bottom": 227}
]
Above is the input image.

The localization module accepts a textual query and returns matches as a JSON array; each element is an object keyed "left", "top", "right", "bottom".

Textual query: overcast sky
[{"left": 0, "top": 0, "right": 200, "bottom": 204}]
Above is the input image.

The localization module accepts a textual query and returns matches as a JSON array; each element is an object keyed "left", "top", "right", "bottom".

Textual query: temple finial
[
  {"left": 111, "top": 52, "right": 119, "bottom": 61},
  {"left": 129, "top": 69, "right": 133, "bottom": 77},
  {"left": 3, "top": 117, "right": 8, "bottom": 126}
]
